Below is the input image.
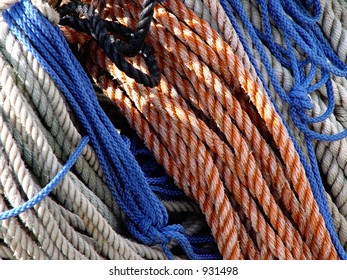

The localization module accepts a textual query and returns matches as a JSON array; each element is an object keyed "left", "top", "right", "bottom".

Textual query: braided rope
[
  {"left": 0, "top": 19, "right": 122, "bottom": 227},
  {"left": 0, "top": 0, "right": 210, "bottom": 259},
  {"left": 0, "top": 48, "right": 97, "bottom": 259},
  {"left": 59, "top": 0, "right": 338, "bottom": 259},
  {"left": 208, "top": 0, "right": 347, "bottom": 253},
  {"left": 180, "top": 0, "right": 347, "bottom": 258},
  {"left": 181, "top": 1, "right": 347, "bottom": 246},
  {"left": 4, "top": 0, "right": 210, "bottom": 259},
  {"left": 0, "top": 0, "right": 342, "bottom": 260},
  {"left": 124, "top": 0, "right": 337, "bottom": 259},
  {"left": 0, "top": 12, "right": 180, "bottom": 260}
]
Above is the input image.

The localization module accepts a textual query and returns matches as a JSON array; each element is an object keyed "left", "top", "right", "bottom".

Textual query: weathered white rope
[
  {"left": 0, "top": 47, "right": 144, "bottom": 260},
  {"left": 0, "top": 242, "right": 16, "bottom": 260},
  {"left": 0, "top": 0, "right": 18, "bottom": 11},
  {"left": 0, "top": 19, "right": 122, "bottom": 227},
  {"left": 0, "top": 5, "right": 191, "bottom": 259},
  {"left": 0, "top": 111, "right": 80, "bottom": 260}
]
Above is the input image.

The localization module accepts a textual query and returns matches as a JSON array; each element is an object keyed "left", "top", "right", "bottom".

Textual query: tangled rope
[
  {"left": 179, "top": 0, "right": 347, "bottom": 252},
  {"left": 0, "top": 0, "right": 217, "bottom": 260},
  {"left": 0, "top": 13, "right": 175, "bottom": 259},
  {"left": 57, "top": 1, "right": 160, "bottom": 87},
  {"left": 1, "top": 0, "right": 347, "bottom": 260},
  {"left": 58, "top": 0, "right": 338, "bottom": 259},
  {"left": 212, "top": 0, "right": 347, "bottom": 257}
]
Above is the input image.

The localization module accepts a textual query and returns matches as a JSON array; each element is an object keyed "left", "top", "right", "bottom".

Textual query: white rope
[{"left": 0, "top": 0, "right": 18, "bottom": 11}]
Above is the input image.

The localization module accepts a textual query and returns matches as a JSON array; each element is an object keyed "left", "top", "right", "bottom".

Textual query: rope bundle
[
  {"left": 57, "top": 0, "right": 339, "bottom": 259},
  {"left": 1, "top": 0, "right": 347, "bottom": 260},
  {"left": 0, "top": 0, "right": 216, "bottom": 260},
  {"left": 0, "top": 12, "right": 174, "bottom": 259},
  {"left": 212, "top": 0, "right": 347, "bottom": 258}
]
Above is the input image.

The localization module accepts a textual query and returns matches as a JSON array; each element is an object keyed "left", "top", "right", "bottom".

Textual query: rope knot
[{"left": 288, "top": 86, "right": 313, "bottom": 111}]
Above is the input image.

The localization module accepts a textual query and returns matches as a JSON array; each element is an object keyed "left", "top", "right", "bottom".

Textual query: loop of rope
[
  {"left": 57, "top": 0, "right": 160, "bottom": 87},
  {"left": 221, "top": 0, "right": 347, "bottom": 143},
  {"left": 114, "top": 0, "right": 157, "bottom": 57}
]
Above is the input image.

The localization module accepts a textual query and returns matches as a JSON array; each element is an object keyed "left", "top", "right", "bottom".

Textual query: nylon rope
[{"left": 59, "top": 0, "right": 338, "bottom": 259}]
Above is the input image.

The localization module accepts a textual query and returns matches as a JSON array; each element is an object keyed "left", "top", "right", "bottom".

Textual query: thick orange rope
[{"left": 59, "top": 0, "right": 338, "bottom": 259}]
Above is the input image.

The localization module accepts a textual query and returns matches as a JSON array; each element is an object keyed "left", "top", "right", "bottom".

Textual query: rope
[
  {"left": 57, "top": 0, "right": 160, "bottom": 87},
  {"left": 0, "top": 0, "right": 17, "bottom": 11},
  {"left": 183, "top": 0, "right": 347, "bottom": 253},
  {"left": 113, "top": 0, "right": 157, "bottom": 57},
  {"left": 0, "top": 19, "right": 122, "bottom": 227},
  {"left": 0, "top": 0, "right": 343, "bottom": 260},
  {"left": 0, "top": 9, "right": 183, "bottom": 260},
  {"left": 210, "top": 0, "right": 347, "bottom": 256},
  {"left": 0, "top": 18, "right": 125, "bottom": 260},
  {"left": 60, "top": 0, "right": 338, "bottom": 259},
  {"left": 2, "top": 0, "right": 212, "bottom": 260},
  {"left": 0, "top": 135, "right": 89, "bottom": 221}
]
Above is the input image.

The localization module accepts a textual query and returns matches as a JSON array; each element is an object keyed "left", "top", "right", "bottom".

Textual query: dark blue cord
[{"left": 121, "top": 133, "right": 185, "bottom": 198}]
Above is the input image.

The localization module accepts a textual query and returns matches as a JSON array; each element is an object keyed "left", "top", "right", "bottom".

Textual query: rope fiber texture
[
  {"left": 0, "top": 12, "right": 175, "bottom": 259},
  {"left": 1, "top": 0, "right": 346, "bottom": 260},
  {"left": 212, "top": 0, "right": 347, "bottom": 258},
  {"left": 0, "top": 0, "right": 213, "bottom": 260},
  {"left": 57, "top": 1, "right": 160, "bottom": 87},
  {"left": 59, "top": 0, "right": 339, "bottom": 259}
]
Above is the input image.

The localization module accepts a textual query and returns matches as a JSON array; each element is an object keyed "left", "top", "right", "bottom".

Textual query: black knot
[{"left": 57, "top": 0, "right": 160, "bottom": 87}]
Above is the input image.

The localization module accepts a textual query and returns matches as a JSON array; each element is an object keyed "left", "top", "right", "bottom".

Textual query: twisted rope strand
[
  {"left": 180, "top": 0, "right": 338, "bottom": 259},
  {"left": 61, "top": 0, "right": 336, "bottom": 258},
  {"left": 81, "top": 0, "right": 334, "bottom": 259},
  {"left": 5, "top": 1, "right": 207, "bottom": 260},
  {"left": 213, "top": 0, "right": 347, "bottom": 254},
  {"left": 83, "top": 54, "right": 244, "bottom": 259},
  {"left": 0, "top": 20, "right": 122, "bottom": 229}
]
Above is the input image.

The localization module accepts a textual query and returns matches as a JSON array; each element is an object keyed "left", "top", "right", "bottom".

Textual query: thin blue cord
[
  {"left": 219, "top": 0, "right": 347, "bottom": 259},
  {"left": 0, "top": 136, "right": 89, "bottom": 221},
  {"left": 3, "top": 0, "right": 207, "bottom": 259},
  {"left": 122, "top": 132, "right": 185, "bottom": 198}
]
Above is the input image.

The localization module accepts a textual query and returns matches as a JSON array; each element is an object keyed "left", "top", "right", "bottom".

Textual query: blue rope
[
  {"left": 3, "top": 0, "right": 208, "bottom": 259},
  {"left": 121, "top": 131, "right": 219, "bottom": 257},
  {"left": 121, "top": 133, "right": 185, "bottom": 198},
  {"left": 0, "top": 136, "right": 89, "bottom": 221},
  {"left": 219, "top": 0, "right": 347, "bottom": 259}
]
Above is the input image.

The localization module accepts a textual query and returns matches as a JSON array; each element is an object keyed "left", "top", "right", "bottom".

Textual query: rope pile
[{"left": 1, "top": 0, "right": 347, "bottom": 260}]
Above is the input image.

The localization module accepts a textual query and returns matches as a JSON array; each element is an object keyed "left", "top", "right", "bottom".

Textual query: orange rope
[{"left": 59, "top": 0, "right": 338, "bottom": 259}]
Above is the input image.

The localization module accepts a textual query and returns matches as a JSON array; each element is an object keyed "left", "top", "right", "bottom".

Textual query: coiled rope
[
  {"left": 179, "top": 0, "right": 347, "bottom": 252},
  {"left": 59, "top": 0, "right": 338, "bottom": 259},
  {"left": 222, "top": 1, "right": 346, "bottom": 258},
  {"left": 1, "top": 0, "right": 215, "bottom": 259},
  {"left": 0, "top": 12, "right": 178, "bottom": 259}
]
